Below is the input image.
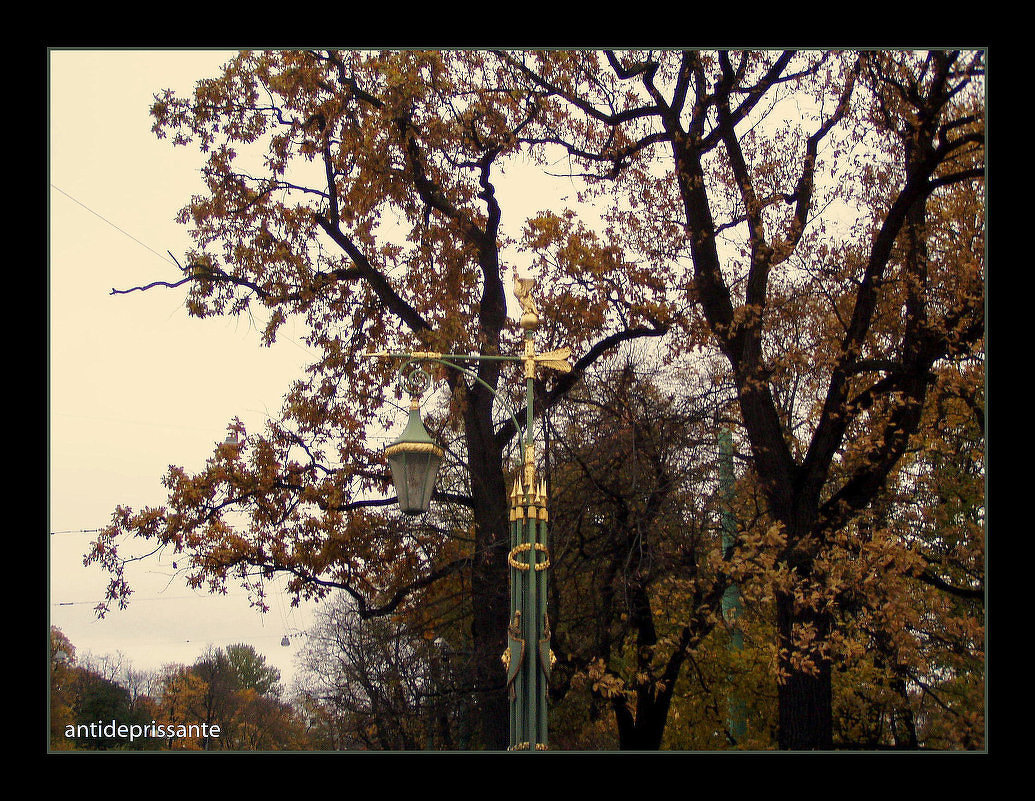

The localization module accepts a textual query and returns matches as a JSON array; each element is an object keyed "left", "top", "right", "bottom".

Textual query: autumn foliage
[
  {"left": 85, "top": 50, "right": 984, "bottom": 750},
  {"left": 50, "top": 629, "right": 307, "bottom": 751}
]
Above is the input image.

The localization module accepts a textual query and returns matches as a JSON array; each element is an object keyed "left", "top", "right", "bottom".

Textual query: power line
[
  {"left": 52, "top": 181, "right": 318, "bottom": 360},
  {"left": 52, "top": 594, "right": 230, "bottom": 606},
  {"left": 51, "top": 184, "right": 177, "bottom": 267}
]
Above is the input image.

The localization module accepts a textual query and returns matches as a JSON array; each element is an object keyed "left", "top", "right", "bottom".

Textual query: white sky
[{"left": 48, "top": 49, "right": 319, "bottom": 688}]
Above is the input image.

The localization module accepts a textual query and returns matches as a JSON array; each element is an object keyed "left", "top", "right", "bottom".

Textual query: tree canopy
[
  {"left": 50, "top": 628, "right": 306, "bottom": 750},
  {"left": 87, "top": 49, "right": 985, "bottom": 750}
]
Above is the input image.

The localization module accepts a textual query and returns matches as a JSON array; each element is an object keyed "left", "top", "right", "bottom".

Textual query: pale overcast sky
[{"left": 48, "top": 49, "right": 318, "bottom": 686}]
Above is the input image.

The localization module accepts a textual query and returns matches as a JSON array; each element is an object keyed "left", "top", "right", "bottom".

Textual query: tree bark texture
[
  {"left": 775, "top": 592, "right": 833, "bottom": 750},
  {"left": 464, "top": 378, "right": 512, "bottom": 749}
]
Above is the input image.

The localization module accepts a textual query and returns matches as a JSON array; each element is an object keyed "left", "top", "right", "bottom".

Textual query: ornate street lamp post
[{"left": 366, "top": 273, "right": 569, "bottom": 751}]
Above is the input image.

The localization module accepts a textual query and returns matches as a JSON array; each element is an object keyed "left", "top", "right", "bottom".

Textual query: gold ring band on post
[{"left": 508, "top": 542, "right": 550, "bottom": 571}]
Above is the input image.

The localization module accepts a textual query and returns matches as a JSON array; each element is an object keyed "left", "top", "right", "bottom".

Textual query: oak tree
[
  {"left": 88, "top": 50, "right": 670, "bottom": 748},
  {"left": 499, "top": 49, "right": 984, "bottom": 748}
]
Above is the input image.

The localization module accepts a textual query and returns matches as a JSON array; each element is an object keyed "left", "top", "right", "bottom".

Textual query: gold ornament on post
[{"left": 513, "top": 270, "right": 540, "bottom": 330}]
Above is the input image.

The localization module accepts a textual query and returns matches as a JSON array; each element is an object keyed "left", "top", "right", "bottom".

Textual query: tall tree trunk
[
  {"left": 614, "top": 691, "right": 671, "bottom": 750},
  {"left": 609, "top": 647, "right": 688, "bottom": 750},
  {"left": 775, "top": 592, "right": 833, "bottom": 750},
  {"left": 464, "top": 382, "right": 511, "bottom": 749}
]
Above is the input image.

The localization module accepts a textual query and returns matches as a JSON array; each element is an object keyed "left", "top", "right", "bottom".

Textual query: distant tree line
[{"left": 49, "top": 627, "right": 308, "bottom": 751}]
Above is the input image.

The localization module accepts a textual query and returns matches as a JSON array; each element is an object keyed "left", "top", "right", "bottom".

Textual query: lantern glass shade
[{"left": 386, "top": 404, "right": 444, "bottom": 515}]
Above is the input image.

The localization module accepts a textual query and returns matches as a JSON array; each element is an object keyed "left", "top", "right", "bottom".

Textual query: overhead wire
[
  {"left": 49, "top": 181, "right": 324, "bottom": 666},
  {"left": 50, "top": 182, "right": 314, "bottom": 356},
  {"left": 50, "top": 184, "right": 178, "bottom": 267}
]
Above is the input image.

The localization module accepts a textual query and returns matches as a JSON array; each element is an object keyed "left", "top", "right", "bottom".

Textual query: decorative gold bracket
[{"left": 534, "top": 347, "right": 573, "bottom": 374}]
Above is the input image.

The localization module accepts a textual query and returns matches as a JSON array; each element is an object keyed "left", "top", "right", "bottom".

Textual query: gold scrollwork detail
[{"left": 507, "top": 542, "right": 551, "bottom": 571}]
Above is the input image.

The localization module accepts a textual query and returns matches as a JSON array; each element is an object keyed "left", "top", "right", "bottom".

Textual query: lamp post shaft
[
  {"left": 719, "top": 428, "right": 746, "bottom": 742},
  {"left": 503, "top": 324, "right": 552, "bottom": 750},
  {"left": 372, "top": 272, "right": 565, "bottom": 751}
]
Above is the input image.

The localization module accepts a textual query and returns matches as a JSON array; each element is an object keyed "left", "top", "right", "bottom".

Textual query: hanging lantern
[{"left": 386, "top": 400, "right": 444, "bottom": 515}]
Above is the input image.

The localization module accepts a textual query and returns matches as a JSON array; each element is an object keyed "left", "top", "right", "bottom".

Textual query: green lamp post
[
  {"left": 719, "top": 427, "right": 747, "bottom": 743},
  {"left": 368, "top": 272, "right": 568, "bottom": 751}
]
